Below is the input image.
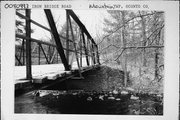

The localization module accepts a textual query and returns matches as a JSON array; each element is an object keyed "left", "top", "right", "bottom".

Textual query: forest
[{"left": 96, "top": 10, "right": 164, "bottom": 94}]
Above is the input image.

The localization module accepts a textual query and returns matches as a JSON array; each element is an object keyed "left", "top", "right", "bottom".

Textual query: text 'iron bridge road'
[{"left": 15, "top": 9, "right": 100, "bottom": 89}]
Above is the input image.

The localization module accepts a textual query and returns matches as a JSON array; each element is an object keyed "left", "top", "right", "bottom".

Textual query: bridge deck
[{"left": 15, "top": 58, "right": 99, "bottom": 90}]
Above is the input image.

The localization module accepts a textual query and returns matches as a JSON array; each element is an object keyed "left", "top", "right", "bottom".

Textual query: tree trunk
[
  {"left": 121, "top": 11, "right": 128, "bottom": 87},
  {"left": 155, "top": 31, "right": 161, "bottom": 79},
  {"left": 155, "top": 49, "right": 158, "bottom": 79},
  {"left": 152, "top": 13, "right": 160, "bottom": 80},
  {"left": 140, "top": 11, "right": 147, "bottom": 67}
]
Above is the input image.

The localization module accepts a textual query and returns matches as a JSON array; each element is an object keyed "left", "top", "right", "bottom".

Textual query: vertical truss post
[
  {"left": 57, "top": 53, "right": 58, "bottom": 63},
  {"left": 48, "top": 46, "right": 50, "bottom": 62},
  {"left": 94, "top": 44, "right": 97, "bottom": 64},
  {"left": 80, "top": 31, "right": 82, "bottom": 67},
  {"left": 68, "top": 14, "right": 83, "bottom": 78},
  {"left": 87, "top": 39, "right": 93, "bottom": 65},
  {"left": 44, "top": 9, "right": 70, "bottom": 71},
  {"left": 89, "top": 40, "right": 92, "bottom": 65},
  {"left": 86, "top": 37, "right": 90, "bottom": 65},
  {"left": 92, "top": 43, "right": 96, "bottom": 65},
  {"left": 22, "top": 39, "right": 25, "bottom": 65},
  {"left": 81, "top": 31, "right": 89, "bottom": 66},
  {"left": 38, "top": 43, "right": 40, "bottom": 65},
  {"left": 25, "top": 9, "right": 32, "bottom": 80},
  {"left": 90, "top": 42, "right": 94, "bottom": 65},
  {"left": 66, "top": 10, "right": 70, "bottom": 66},
  {"left": 96, "top": 45, "right": 100, "bottom": 64}
]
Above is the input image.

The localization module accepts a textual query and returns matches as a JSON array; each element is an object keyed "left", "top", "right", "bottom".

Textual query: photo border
[{"left": 1, "top": 1, "right": 179, "bottom": 120}]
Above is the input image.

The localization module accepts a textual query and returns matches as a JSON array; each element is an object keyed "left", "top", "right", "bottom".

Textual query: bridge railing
[
  {"left": 16, "top": 11, "right": 60, "bottom": 66},
  {"left": 15, "top": 9, "right": 100, "bottom": 80}
]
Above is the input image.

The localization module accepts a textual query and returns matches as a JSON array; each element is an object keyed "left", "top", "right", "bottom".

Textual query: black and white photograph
[
  {"left": 14, "top": 9, "right": 164, "bottom": 115},
  {"left": 1, "top": 1, "right": 179, "bottom": 120}
]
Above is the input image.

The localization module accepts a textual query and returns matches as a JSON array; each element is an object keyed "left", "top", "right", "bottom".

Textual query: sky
[{"left": 30, "top": 10, "right": 109, "bottom": 42}]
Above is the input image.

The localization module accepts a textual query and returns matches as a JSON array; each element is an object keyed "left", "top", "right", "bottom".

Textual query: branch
[
  {"left": 114, "top": 49, "right": 125, "bottom": 61},
  {"left": 122, "top": 45, "right": 164, "bottom": 49},
  {"left": 98, "top": 12, "right": 164, "bottom": 45},
  {"left": 148, "top": 31, "right": 161, "bottom": 45},
  {"left": 100, "top": 44, "right": 120, "bottom": 52},
  {"left": 147, "top": 24, "right": 164, "bottom": 40},
  {"left": 114, "top": 45, "right": 164, "bottom": 61},
  {"left": 127, "top": 24, "right": 164, "bottom": 46}
]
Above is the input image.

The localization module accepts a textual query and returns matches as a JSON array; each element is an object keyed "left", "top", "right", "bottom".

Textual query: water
[
  {"left": 15, "top": 66, "right": 163, "bottom": 115},
  {"left": 15, "top": 90, "right": 129, "bottom": 114},
  {"left": 15, "top": 89, "right": 163, "bottom": 115},
  {"left": 15, "top": 91, "right": 60, "bottom": 114}
]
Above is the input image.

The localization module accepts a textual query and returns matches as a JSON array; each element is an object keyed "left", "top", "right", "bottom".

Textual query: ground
[{"left": 15, "top": 66, "right": 163, "bottom": 115}]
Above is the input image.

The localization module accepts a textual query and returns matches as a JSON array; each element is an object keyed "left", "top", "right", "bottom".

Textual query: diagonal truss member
[{"left": 44, "top": 9, "right": 70, "bottom": 71}]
